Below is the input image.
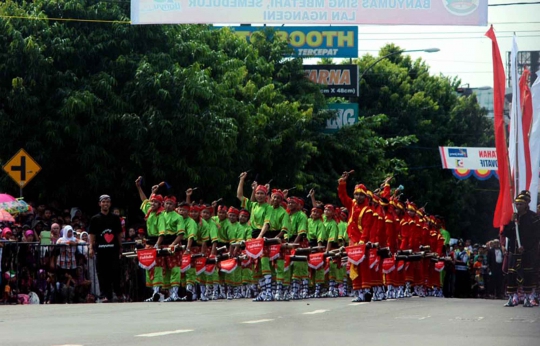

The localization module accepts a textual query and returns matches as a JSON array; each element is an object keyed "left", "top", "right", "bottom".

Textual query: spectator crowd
[
  {"left": 0, "top": 199, "right": 523, "bottom": 305},
  {"left": 0, "top": 203, "right": 144, "bottom": 305}
]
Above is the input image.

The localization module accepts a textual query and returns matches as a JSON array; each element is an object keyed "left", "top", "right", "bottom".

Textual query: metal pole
[{"left": 511, "top": 51, "right": 522, "bottom": 249}]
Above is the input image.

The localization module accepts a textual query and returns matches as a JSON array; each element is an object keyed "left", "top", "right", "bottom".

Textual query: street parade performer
[
  {"left": 124, "top": 171, "right": 469, "bottom": 305},
  {"left": 502, "top": 191, "right": 540, "bottom": 307}
]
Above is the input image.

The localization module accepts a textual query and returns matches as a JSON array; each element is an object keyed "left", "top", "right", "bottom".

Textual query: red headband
[
  {"left": 150, "top": 194, "right": 163, "bottom": 204},
  {"left": 164, "top": 196, "right": 177, "bottom": 204},
  {"left": 324, "top": 204, "right": 335, "bottom": 212},
  {"left": 228, "top": 207, "right": 240, "bottom": 215},
  {"left": 271, "top": 189, "right": 285, "bottom": 200},
  {"left": 239, "top": 210, "right": 250, "bottom": 217},
  {"left": 190, "top": 205, "right": 201, "bottom": 213},
  {"left": 255, "top": 185, "right": 268, "bottom": 195},
  {"left": 179, "top": 204, "right": 191, "bottom": 210},
  {"left": 218, "top": 205, "right": 228, "bottom": 212}
]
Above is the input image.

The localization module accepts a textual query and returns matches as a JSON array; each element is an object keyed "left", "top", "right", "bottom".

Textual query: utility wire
[
  {"left": 0, "top": 15, "right": 130, "bottom": 24},
  {"left": 488, "top": 1, "right": 540, "bottom": 5}
]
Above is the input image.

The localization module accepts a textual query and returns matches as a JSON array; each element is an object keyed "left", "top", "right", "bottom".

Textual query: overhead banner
[
  {"left": 225, "top": 26, "right": 358, "bottom": 58},
  {"left": 439, "top": 146, "right": 498, "bottom": 171},
  {"left": 324, "top": 103, "right": 359, "bottom": 133},
  {"left": 304, "top": 64, "right": 359, "bottom": 97},
  {"left": 131, "top": 0, "right": 488, "bottom": 26}
]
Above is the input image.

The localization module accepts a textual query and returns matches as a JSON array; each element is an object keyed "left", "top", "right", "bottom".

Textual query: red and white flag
[
  {"left": 485, "top": 26, "right": 513, "bottom": 229},
  {"left": 508, "top": 35, "right": 528, "bottom": 195},
  {"left": 529, "top": 72, "right": 540, "bottom": 208}
]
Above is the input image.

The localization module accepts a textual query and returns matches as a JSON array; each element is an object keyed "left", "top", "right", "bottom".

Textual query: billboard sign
[
  {"left": 131, "top": 0, "right": 488, "bottom": 26},
  {"left": 225, "top": 26, "right": 358, "bottom": 58},
  {"left": 324, "top": 103, "right": 359, "bottom": 133},
  {"left": 304, "top": 64, "right": 359, "bottom": 97},
  {"left": 439, "top": 146, "right": 498, "bottom": 170}
]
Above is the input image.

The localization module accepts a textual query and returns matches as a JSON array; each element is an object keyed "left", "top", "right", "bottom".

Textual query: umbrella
[
  {"left": 0, "top": 196, "right": 29, "bottom": 215},
  {"left": 0, "top": 209, "right": 15, "bottom": 222},
  {"left": 0, "top": 194, "right": 17, "bottom": 203}
]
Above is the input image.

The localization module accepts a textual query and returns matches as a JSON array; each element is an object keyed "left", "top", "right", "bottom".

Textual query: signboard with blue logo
[
  {"left": 439, "top": 146, "right": 498, "bottom": 170},
  {"left": 225, "top": 26, "right": 358, "bottom": 58},
  {"left": 323, "top": 103, "right": 359, "bottom": 133}
]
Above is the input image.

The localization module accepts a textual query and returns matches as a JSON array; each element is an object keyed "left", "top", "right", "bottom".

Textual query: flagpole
[{"left": 510, "top": 34, "right": 522, "bottom": 248}]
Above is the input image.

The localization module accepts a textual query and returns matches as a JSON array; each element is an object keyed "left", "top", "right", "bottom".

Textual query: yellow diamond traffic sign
[{"left": 3, "top": 149, "right": 41, "bottom": 188}]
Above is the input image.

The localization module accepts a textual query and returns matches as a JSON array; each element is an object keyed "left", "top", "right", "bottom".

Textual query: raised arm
[
  {"left": 309, "top": 189, "right": 317, "bottom": 209},
  {"left": 237, "top": 172, "right": 247, "bottom": 202},
  {"left": 337, "top": 172, "right": 352, "bottom": 211},
  {"left": 135, "top": 176, "right": 148, "bottom": 202}
]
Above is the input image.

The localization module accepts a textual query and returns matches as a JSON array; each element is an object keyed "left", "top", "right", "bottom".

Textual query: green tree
[
  {"left": 356, "top": 44, "right": 496, "bottom": 241},
  {"left": 1, "top": 1, "right": 409, "bottom": 217}
]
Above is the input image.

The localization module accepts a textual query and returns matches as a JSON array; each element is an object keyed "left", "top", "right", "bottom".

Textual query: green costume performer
[
  {"left": 338, "top": 217, "right": 350, "bottom": 296},
  {"left": 307, "top": 208, "right": 327, "bottom": 298},
  {"left": 160, "top": 196, "right": 185, "bottom": 302},
  {"left": 140, "top": 195, "right": 166, "bottom": 302},
  {"left": 324, "top": 207, "right": 340, "bottom": 298},
  {"left": 287, "top": 197, "right": 309, "bottom": 300}
]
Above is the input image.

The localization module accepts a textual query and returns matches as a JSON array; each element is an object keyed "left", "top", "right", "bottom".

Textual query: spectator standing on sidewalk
[
  {"left": 89, "top": 195, "right": 122, "bottom": 303},
  {"left": 487, "top": 239, "right": 505, "bottom": 299}
]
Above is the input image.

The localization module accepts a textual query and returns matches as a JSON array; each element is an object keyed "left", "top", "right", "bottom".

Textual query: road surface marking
[
  {"left": 52, "top": 344, "right": 84, "bottom": 346},
  {"left": 241, "top": 319, "right": 274, "bottom": 324},
  {"left": 418, "top": 315, "right": 431, "bottom": 320},
  {"left": 136, "top": 329, "right": 194, "bottom": 337},
  {"left": 303, "top": 309, "right": 329, "bottom": 315},
  {"left": 348, "top": 302, "right": 369, "bottom": 306}
]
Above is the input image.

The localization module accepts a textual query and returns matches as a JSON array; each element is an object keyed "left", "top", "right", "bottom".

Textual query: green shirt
[
  {"left": 269, "top": 206, "right": 290, "bottom": 233},
  {"left": 440, "top": 228, "right": 451, "bottom": 245},
  {"left": 239, "top": 222, "right": 252, "bottom": 241},
  {"left": 338, "top": 220, "right": 349, "bottom": 244},
  {"left": 162, "top": 210, "right": 185, "bottom": 236},
  {"left": 198, "top": 219, "right": 210, "bottom": 244},
  {"left": 287, "top": 211, "right": 308, "bottom": 240},
  {"left": 241, "top": 197, "right": 273, "bottom": 230},
  {"left": 141, "top": 200, "right": 166, "bottom": 237},
  {"left": 324, "top": 219, "right": 339, "bottom": 243},
  {"left": 227, "top": 221, "right": 242, "bottom": 243},
  {"left": 212, "top": 216, "right": 230, "bottom": 243},
  {"left": 308, "top": 218, "right": 326, "bottom": 243},
  {"left": 185, "top": 217, "right": 198, "bottom": 241},
  {"left": 40, "top": 231, "right": 51, "bottom": 245},
  {"left": 206, "top": 218, "right": 219, "bottom": 243}
]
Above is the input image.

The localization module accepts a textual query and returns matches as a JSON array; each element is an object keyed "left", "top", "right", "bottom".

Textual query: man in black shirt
[
  {"left": 89, "top": 194, "right": 123, "bottom": 303},
  {"left": 502, "top": 191, "right": 540, "bottom": 307}
]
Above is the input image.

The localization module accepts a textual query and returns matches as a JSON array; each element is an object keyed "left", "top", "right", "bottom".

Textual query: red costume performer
[{"left": 338, "top": 178, "right": 373, "bottom": 301}]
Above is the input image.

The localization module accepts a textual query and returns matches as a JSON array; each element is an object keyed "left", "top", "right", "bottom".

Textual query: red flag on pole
[
  {"left": 520, "top": 69, "right": 533, "bottom": 189},
  {"left": 485, "top": 26, "right": 513, "bottom": 229}
]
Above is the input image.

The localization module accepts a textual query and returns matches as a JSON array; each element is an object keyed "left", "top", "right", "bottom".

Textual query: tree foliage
[
  {"left": 356, "top": 44, "right": 496, "bottom": 241},
  {"left": 1, "top": 3, "right": 494, "bottom": 241},
  {"left": 0, "top": 1, "right": 410, "bottom": 219}
]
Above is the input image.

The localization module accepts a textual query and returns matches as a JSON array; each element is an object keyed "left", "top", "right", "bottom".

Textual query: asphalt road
[{"left": 2, "top": 297, "right": 539, "bottom": 346}]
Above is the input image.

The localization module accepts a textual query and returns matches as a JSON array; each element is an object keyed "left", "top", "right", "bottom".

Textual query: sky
[
  {"left": 353, "top": 0, "right": 540, "bottom": 88},
  {"left": 222, "top": 0, "right": 540, "bottom": 88}
]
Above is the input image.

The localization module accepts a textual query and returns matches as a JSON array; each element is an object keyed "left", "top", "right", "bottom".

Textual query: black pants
[
  {"left": 489, "top": 264, "right": 504, "bottom": 298},
  {"left": 96, "top": 251, "right": 121, "bottom": 300},
  {"left": 507, "top": 251, "right": 538, "bottom": 294}
]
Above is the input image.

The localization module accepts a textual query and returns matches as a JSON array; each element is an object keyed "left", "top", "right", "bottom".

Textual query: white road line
[
  {"left": 135, "top": 329, "right": 194, "bottom": 337},
  {"left": 241, "top": 319, "right": 275, "bottom": 324},
  {"left": 348, "top": 302, "right": 369, "bottom": 306},
  {"left": 418, "top": 315, "right": 431, "bottom": 320},
  {"left": 303, "top": 309, "right": 329, "bottom": 315},
  {"left": 52, "top": 344, "right": 84, "bottom": 346}
]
